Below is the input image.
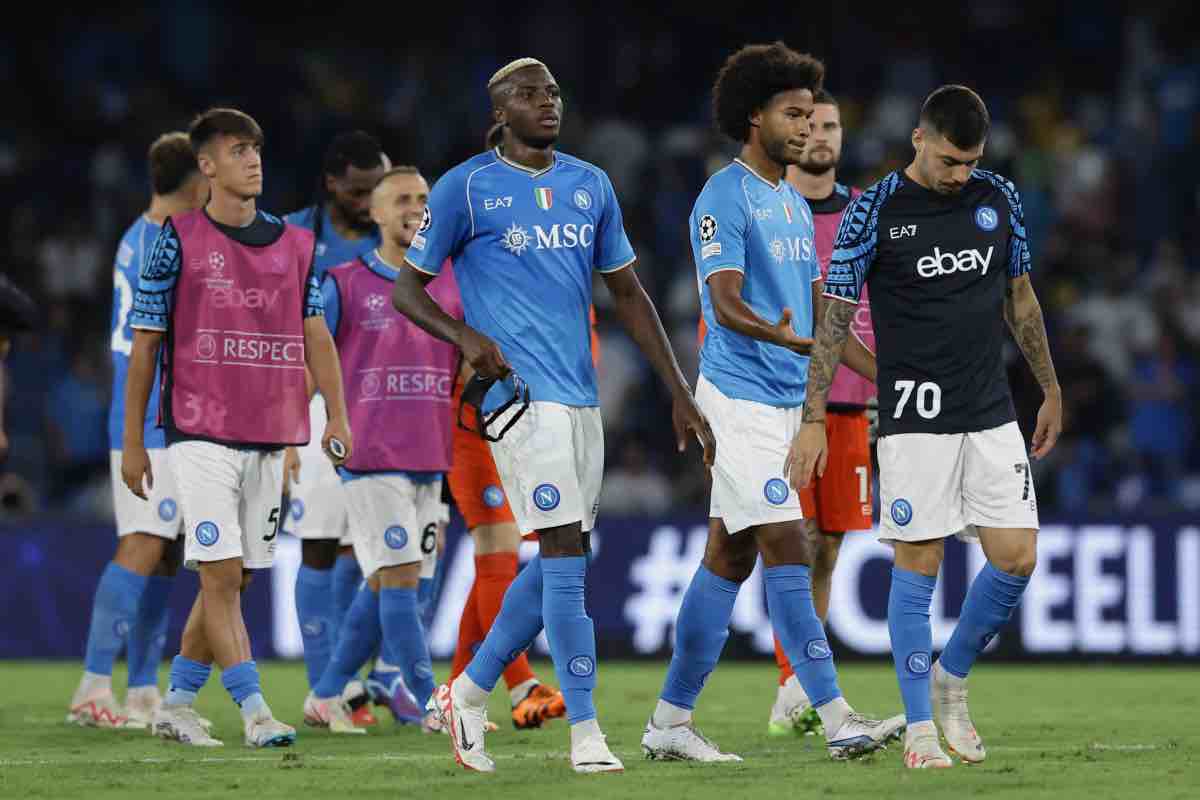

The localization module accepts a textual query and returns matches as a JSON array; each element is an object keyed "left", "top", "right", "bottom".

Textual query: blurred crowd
[{"left": 1, "top": 3, "right": 1197, "bottom": 520}]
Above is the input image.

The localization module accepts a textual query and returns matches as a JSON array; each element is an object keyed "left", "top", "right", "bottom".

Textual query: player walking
[
  {"left": 395, "top": 58, "right": 714, "bottom": 774},
  {"left": 786, "top": 85, "right": 1061, "bottom": 768},
  {"left": 768, "top": 89, "right": 875, "bottom": 736},
  {"left": 123, "top": 108, "right": 352, "bottom": 747},
  {"left": 641, "top": 43, "right": 900, "bottom": 764},
  {"left": 69, "top": 133, "right": 208, "bottom": 729}
]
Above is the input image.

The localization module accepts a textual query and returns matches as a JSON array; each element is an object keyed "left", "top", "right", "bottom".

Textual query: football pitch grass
[{"left": 2, "top": 661, "right": 1195, "bottom": 799}]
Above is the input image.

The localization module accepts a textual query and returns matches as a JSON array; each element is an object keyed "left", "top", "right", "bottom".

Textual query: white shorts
[
  {"left": 696, "top": 376, "right": 804, "bottom": 534},
  {"left": 169, "top": 441, "right": 285, "bottom": 570},
  {"left": 110, "top": 449, "right": 184, "bottom": 539},
  {"left": 877, "top": 420, "right": 1039, "bottom": 543},
  {"left": 345, "top": 475, "right": 443, "bottom": 579},
  {"left": 288, "top": 394, "right": 350, "bottom": 543},
  {"left": 488, "top": 401, "right": 603, "bottom": 533}
]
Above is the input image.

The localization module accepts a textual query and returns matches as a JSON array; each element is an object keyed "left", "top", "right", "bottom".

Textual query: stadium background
[{"left": 0, "top": 3, "right": 1197, "bottom": 662}]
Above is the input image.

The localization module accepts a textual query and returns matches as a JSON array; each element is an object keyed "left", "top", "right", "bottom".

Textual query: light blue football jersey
[
  {"left": 693, "top": 159, "right": 821, "bottom": 407},
  {"left": 285, "top": 204, "right": 381, "bottom": 280},
  {"left": 405, "top": 148, "right": 634, "bottom": 411},
  {"left": 109, "top": 215, "right": 166, "bottom": 449}
]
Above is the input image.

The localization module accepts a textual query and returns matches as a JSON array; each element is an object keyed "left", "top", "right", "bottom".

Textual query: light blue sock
[
  {"left": 380, "top": 587, "right": 436, "bottom": 709},
  {"left": 331, "top": 555, "right": 363, "bottom": 649},
  {"left": 127, "top": 575, "right": 172, "bottom": 689},
  {"left": 221, "top": 660, "right": 268, "bottom": 720},
  {"left": 465, "top": 556, "right": 544, "bottom": 692},
  {"left": 295, "top": 565, "right": 335, "bottom": 689},
  {"left": 83, "top": 562, "right": 148, "bottom": 676},
  {"left": 940, "top": 563, "right": 1030, "bottom": 678},
  {"left": 542, "top": 556, "right": 596, "bottom": 724},
  {"left": 888, "top": 567, "right": 937, "bottom": 724},
  {"left": 660, "top": 565, "right": 740, "bottom": 710},
  {"left": 164, "top": 655, "right": 211, "bottom": 707},
  {"left": 765, "top": 564, "right": 841, "bottom": 708},
  {"left": 314, "top": 584, "right": 380, "bottom": 699}
]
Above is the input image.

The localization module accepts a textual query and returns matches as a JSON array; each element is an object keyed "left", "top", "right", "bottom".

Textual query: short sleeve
[
  {"left": 320, "top": 274, "right": 340, "bottom": 337},
  {"left": 130, "top": 219, "right": 181, "bottom": 331},
  {"left": 303, "top": 259, "right": 325, "bottom": 318},
  {"left": 404, "top": 168, "right": 470, "bottom": 277},
  {"left": 1001, "top": 181, "right": 1031, "bottom": 278},
  {"left": 824, "top": 192, "right": 878, "bottom": 305},
  {"left": 691, "top": 178, "right": 748, "bottom": 282},
  {"left": 593, "top": 171, "right": 636, "bottom": 272}
]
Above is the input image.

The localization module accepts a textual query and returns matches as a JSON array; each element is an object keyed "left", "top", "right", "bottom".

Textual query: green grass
[{"left": 2, "top": 661, "right": 1197, "bottom": 799}]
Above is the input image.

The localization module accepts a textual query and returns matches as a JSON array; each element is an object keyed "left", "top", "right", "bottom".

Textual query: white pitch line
[{"left": 0, "top": 743, "right": 1171, "bottom": 768}]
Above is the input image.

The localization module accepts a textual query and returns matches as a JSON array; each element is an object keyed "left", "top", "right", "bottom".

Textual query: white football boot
[
  {"left": 152, "top": 705, "right": 223, "bottom": 747},
  {"left": 303, "top": 692, "right": 365, "bottom": 734},
  {"left": 572, "top": 731, "right": 625, "bottom": 774},
  {"left": 642, "top": 716, "right": 742, "bottom": 762},
  {"left": 430, "top": 682, "right": 495, "bottom": 773},
  {"left": 903, "top": 720, "right": 953, "bottom": 769},
  {"left": 67, "top": 687, "right": 129, "bottom": 729},
  {"left": 931, "top": 661, "right": 986, "bottom": 763},
  {"left": 825, "top": 710, "right": 907, "bottom": 760},
  {"left": 243, "top": 708, "right": 296, "bottom": 748}
]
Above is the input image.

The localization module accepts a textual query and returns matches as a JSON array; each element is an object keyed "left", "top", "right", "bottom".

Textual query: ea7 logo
[
  {"left": 484, "top": 196, "right": 513, "bottom": 210},
  {"left": 916, "top": 246, "right": 993, "bottom": 279},
  {"left": 889, "top": 224, "right": 917, "bottom": 239}
]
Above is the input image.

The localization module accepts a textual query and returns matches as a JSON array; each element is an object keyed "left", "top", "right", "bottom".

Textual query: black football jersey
[{"left": 824, "top": 169, "right": 1030, "bottom": 436}]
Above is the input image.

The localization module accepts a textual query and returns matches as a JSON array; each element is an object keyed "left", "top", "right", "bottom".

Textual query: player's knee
[
  {"left": 301, "top": 537, "right": 339, "bottom": 570},
  {"left": 115, "top": 533, "right": 166, "bottom": 576},
  {"left": 816, "top": 533, "right": 843, "bottom": 571},
  {"left": 377, "top": 562, "right": 420, "bottom": 589},
  {"left": 198, "top": 561, "right": 244, "bottom": 595},
  {"left": 1003, "top": 548, "right": 1037, "bottom": 578}
]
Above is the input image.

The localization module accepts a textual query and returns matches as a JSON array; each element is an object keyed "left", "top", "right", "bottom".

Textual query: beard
[
  {"left": 797, "top": 147, "right": 839, "bottom": 176},
  {"left": 512, "top": 128, "right": 559, "bottom": 151}
]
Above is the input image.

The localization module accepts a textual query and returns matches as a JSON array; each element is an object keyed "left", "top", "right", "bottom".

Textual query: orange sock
[
  {"left": 450, "top": 581, "right": 483, "bottom": 682},
  {"left": 475, "top": 552, "right": 537, "bottom": 691},
  {"left": 774, "top": 634, "right": 795, "bottom": 686}
]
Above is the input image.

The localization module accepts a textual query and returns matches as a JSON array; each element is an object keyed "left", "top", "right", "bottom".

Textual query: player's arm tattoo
[
  {"left": 1004, "top": 275, "right": 1059, "bottom": 393},
  {"left": 802, "top": 299, "right": 855, "bottom": 423}
]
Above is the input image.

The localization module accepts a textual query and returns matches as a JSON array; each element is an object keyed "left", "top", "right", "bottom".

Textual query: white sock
[
  {"left": 814, "top": 695, "right": 851, "bottom": 733},
  {"left": 453, "top": 673, "right": 489, "bottom": 708},
  {"left": 570, "top": 717, "right": 601, "bottom": 747},
  {"left": 509, "top": 678, "right": 539, "bottom": 707},
  {"left": 374, "top": 657, "right": 400, "bottom": 673},
  {"left": 782, "top": 674, "right": 810, "bottom": 705},
  {"left": 652, "top": 699, "right": 691, "bottom": 728},
  {"left": 907, "top": 719, "right": 937, "bottom": 742},
  {"left": 126, "top": 686, "right": 159, "bottom": 701},
  {"left": 934, "top": 660, "right": 966, "bottom": 686},
  {"left": 75, "top": 672, "right": 111, "bottom": 702}
]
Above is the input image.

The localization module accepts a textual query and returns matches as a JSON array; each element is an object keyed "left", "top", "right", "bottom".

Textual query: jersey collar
[
  {"left": 733, "top": 158, "right": 784, "bottom": 192},
  {"left": 494, "top": 146, "right": 557, "bottom": 178},
  {"left": 362, "top": 248, "right": 401, "bottom": 281}
]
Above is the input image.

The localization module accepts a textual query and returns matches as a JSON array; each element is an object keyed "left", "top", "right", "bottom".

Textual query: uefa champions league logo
[
  {"left": 362, "top": 372, "right": 381, "bottom": 398},
  {"left": 769, "top": 236, "right": 786, "bottom": 264},
  {"left": 207, "top": 251, "right": 225, "bottom": 274},
  {"left": 196, "top": 334, "right": 216, "bottom": 360},
  {"left": 365, "top": 294, "right": 387, "bottom": 315}
]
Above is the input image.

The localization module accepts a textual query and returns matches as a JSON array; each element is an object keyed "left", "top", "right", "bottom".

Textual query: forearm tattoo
[
  {"left": 802, "top": 300, "right": 854, "bottom": 422},
  {"left": 1005, "top": 285, "right": 1058, "bottom": 392}
]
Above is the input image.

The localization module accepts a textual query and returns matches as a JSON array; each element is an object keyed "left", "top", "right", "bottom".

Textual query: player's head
[
  {"left": 487, "top": 58, "right": 562, "bottom": 151},
  {"left": 321, "top": 131, "right": 389, "bottom": 233},
  {"left": 148, "top": 132, "right": 207, "bottom": 210},
  {"left": 712, "top": 42, "right": 824, "bottom": 167},
  {"left": 797, "top": 89, "right": 842, "bottom": 176},
  {"left": 370, "top": 166, "right": 429, "bottom": 250},
  {"left": 912, "top": 85, "right": 990, "bottom": 194},
  {"left": 189, "top": 108, "right": 264, "bottom": 200}
]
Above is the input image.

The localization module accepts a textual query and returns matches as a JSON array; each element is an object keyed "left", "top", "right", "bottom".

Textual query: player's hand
[
  {"left": 283, "top": 446, "right": 301, "bottom": 491},
  {"left": 459, "top": 327, "right": 510, "bottom": 379},
  {"left": 784, "top": 421, "right": 828, "bottom": 493},
  {"left": 322, "top": 416, "right": 353, "bottom": 466},
  {"left": 122, "top": 444, "right": 153, "bottom": 500},
  {"left": 772, "top": 308, "right": 814, "bottom": 355},
  {"left": 0, "top": 427, "right": 8, "bottom": 463},
  {"left": 866, "top": 396, "right": 880, "bottom": 447},
  {"left": 1030, "top": 389, "right": 1062, "bottom": 460},
  {"left": 671, "top": 388, "right": 715, "bottom": 472}
]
